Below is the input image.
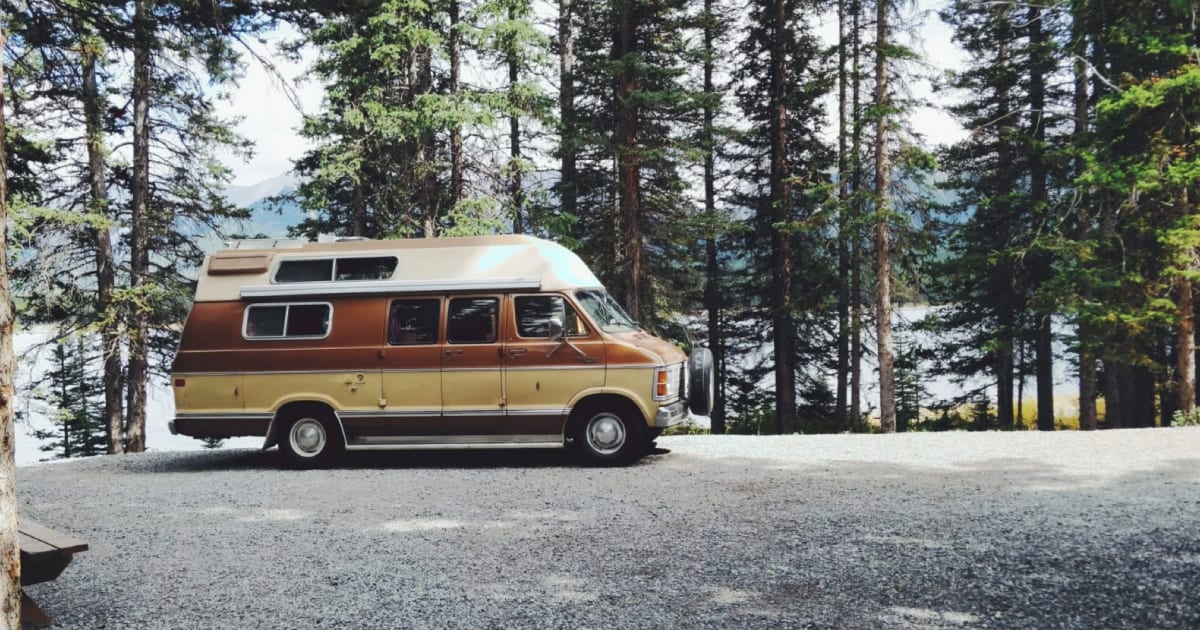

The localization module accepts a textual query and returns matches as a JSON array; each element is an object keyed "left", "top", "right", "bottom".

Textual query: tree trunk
[
  {"left": 835, "top": 0, "right": 850, "bottom": 429},
  {"left": 416, "top": 38, "right": 438, "bottom": 237},
  {"left": 703, "top": 0, "right": 725, "bottom": 434},
  {"left": 768, "top": 0, "right": 796, "bottom": 434},
  {"left": 351, "top": 180, "right": 366, "bottom": 237},
  {"left": 873, "top": 0, "right": 896, "bottom": 433},
  {"left": 0, "top": 16, "right": 23, "bottom": 625},
  {"left": 1133, "top": 365, "right": 1155, "bottom": 428},
  {"left": 1073, "top": 0, "right": 1097, "bottom": 431},
  {"left": 449, "top": 0, "right": 464, "bottom": 210},
  {"left": 1019, "top": 337, "right": 1028, "bottom": 427},
  {"left": 998, "top": 330, "right": 1014, "bottom": 429},
  {"left": 82, "top": 39, "right": 125, "bottom": 453},
  {"left": 1177, "top": 191, "right": 1196, "bottom": 418},
  {"left": 1161, "top": 336, "right": 1178, "bottom": 427},
  {"left": 1036, "top": 315, "right": 1054, "bottom": 430},
  {"left": 126, "top": 0, "right": 154, "bottom": 454},
  {"left": 849, "top": 0, "right": 863, "bottom": 431},
  {"left": 1029, "top": 3, "right": 1055, "bottom": 432},
  {"left": 615, "top": 0, "right": 643, "bottom": 323},
  {"left": 558, "top": 0, "right": 577, "bottom": 226},
  {"left": 1103, "top": 359, "right": 1122, "bottom": 428},
  {"left": 509, "top": 8, "right": 524, "bottom": 235}
]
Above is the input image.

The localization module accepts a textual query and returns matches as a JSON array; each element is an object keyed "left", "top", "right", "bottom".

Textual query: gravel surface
[{"left": 17, "top": 428, "right": 1200, "bottom": 629}]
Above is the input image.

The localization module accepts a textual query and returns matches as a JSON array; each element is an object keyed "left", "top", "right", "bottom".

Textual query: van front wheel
[
  {"left": 279, "top": 411, "right": 343, "bottom": 468},
  {"left": 573, "top": 403, "right": 646, "bottom": 466}
]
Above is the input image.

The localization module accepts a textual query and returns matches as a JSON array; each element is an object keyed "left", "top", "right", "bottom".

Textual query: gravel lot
[{"left": 17, "top": 428, "right": 1200, "bottom": 629}]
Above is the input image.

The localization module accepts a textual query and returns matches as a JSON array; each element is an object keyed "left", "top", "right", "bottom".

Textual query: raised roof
[{"left": 194, "top": 235, "right": 604, "bottom": 302}]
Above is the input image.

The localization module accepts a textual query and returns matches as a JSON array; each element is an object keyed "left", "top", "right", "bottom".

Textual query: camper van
[{"left": 169, "top": 235, "right": 713, "bottom": 467}]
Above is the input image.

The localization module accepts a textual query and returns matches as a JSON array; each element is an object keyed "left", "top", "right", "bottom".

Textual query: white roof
[{"left": 194, "top": 235, "right": 604, "bottom": 302}]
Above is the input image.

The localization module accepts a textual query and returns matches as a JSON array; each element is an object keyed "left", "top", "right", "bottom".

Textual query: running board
[{"left": 346, "top": 434, "right": 564, "bottom": 450}]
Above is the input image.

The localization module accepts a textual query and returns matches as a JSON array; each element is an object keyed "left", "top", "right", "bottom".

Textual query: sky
[{"left": 217, "top": 1, "right": 968, "bottom": 188}]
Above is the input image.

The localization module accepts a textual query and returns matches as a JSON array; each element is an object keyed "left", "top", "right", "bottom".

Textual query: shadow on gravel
[{"left": 131, "top": 446, "right": 672, "bottom": 473}]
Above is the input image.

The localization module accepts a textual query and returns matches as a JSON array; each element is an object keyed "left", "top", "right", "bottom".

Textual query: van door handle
[
  {"left": 443, "top": 349, "right": 463, "bottom": 359},
  {"left": 507, "top": 348, "right": 528, "bottom": 357}
]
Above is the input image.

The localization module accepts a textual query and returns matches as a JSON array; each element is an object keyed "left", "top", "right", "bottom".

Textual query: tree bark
[
  {"left": 1073, "top": 0, "right": 1097, "bottom": 431},
  {"left": 1036, "top": 315, "right": 1054, "bottom": 430},
  {"left": 1177, "top": 188, "right": 1196, "bottom": 418},
  {"left": 1104, "top": 359, "right": 1122, "bottom": 428},
  {"left": 1017, "top": 337, "right": 1026, "bottom": 428},
  {"left": 615, "top": 0, "right": 643, "bottom": 323},
  {"left": 558, "top": 0, "right": 577, "bottom": 226},
  {"left": 768, "top": 0, "right": 796, "bottom": 434},
  {"left": 997, "top": 325, "right": 1014, "bottom": 429},
  {"left": 849, "top": 0, "right": 863, "bottom": 431},
  {"left": 0, "top": 14, "right": 23, "bottom": 625},
  {"left": 1029, "top": 3, "right": 1054, "bottom": 432},
  {"left": 703, "top": 0, "right": 725, "bottom": 434},
  {"left": 416, "top": 37, "right": 438, "bottom": 237},
  {"left": 82, "top": 38, "right": 125, "bottom": 453},
  {"left": 351, "top": 181, "right": 366, "bottom": 237},
  {"left": 873, "top": 0, "right": 896, "bottom": 433},
  {"left": 449, "top": 0, "right": 464, "bottom": 210},
  {"left": 835, "top": 0, "right": 850, "bottom": 429},
  {"left": 509, "top": 6, "right": 524, "bottom": 235},
  {"left": 126, "top": 0, "right": 153, "bottom": 453}
]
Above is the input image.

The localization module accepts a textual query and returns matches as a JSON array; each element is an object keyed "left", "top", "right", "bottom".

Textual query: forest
[{"left": 0, "top": 0, "right": 1198, "bottom": 461}]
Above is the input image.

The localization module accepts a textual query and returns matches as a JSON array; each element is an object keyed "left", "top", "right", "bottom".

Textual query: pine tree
[
  {"left": 469, "top": 0, "right": 554, "bottom": 234},
  {"left": 872, "top": 0, "right": 896, "bottom": 432},
  {"left": 31, "top": 332, "right": 107, "bottom": 459},
  {"left": 931, "top": 0, "right": 1069, "bottom": 430},
  {"left": 1071, "top": 0, "right": 1200, "bottom": 424},
  {"left": 726, "top": 0, "right": 834, "bottom": 433},
  {"left": 565, "top": 0, "right": 704, "bottom": 329}
]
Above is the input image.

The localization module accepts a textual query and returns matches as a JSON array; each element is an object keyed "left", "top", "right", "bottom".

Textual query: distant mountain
[
  {"left": 224, "top": 173, "right": 299, "bottom": 207},
  {"left": 220, "top": 173, "right": 306, "bottom": 242}
]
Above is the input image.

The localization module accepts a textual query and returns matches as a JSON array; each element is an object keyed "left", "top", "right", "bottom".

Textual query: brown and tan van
[{"left": 170, "top": 235, "right": 713, "bottom": 466}]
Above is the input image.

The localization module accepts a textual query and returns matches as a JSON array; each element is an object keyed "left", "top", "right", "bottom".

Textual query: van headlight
[{"left": 653, "top": 363, "right": 683, "bottom": 401}]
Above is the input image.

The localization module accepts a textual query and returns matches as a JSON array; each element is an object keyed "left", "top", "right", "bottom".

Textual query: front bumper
[
  {"left": 654, "top": 400, "right": 687, "bottom": 427},
  {"left": 168, "top": 420, "right": 177, "bottom": 435}
]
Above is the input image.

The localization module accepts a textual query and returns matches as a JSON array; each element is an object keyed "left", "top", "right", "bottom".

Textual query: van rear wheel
[
  {"left": 279, "top": 410, "right": 343, "bottom": 468},
  {"left": 573, "top": 402, "right": 646, "bottom": 466}
]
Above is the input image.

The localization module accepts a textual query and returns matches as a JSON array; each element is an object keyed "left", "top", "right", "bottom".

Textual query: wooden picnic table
[{"left": 19, "top": 518, "right": 88, "bottom": 629}]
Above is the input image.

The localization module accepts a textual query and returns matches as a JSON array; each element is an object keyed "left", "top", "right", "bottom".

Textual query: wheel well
[
  {"left": 566, "top": 394, "right": 645, "bottom": 440},
  {"left": 265, "top": 401, "right": 344, "bottom": 449}
]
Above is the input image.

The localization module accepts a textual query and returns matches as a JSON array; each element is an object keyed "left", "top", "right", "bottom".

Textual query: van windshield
[{"left": 575, "top": 289, "right": 638, "bottom": 333}]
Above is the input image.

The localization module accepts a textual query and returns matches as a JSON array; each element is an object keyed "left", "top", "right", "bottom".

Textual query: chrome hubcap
[
  {"left": 586, "top": 413, "right": 626, "bottom": 455},
  {"left": 290, "top": 418, "right": 326, "bottom": 457}
]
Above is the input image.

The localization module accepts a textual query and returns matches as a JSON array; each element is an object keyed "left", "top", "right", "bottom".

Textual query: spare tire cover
[{"left": 688, "top": 348, "right": 714, "bottom": 416}]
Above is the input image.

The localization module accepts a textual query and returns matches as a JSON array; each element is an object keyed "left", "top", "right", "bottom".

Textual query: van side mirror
[{"left": 548, "top": 317, "right": 564, "bottom": 341}]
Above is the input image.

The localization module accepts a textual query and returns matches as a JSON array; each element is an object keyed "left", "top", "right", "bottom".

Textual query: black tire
[
  {"left": 278, "top": 408, "right": 344, "bottom": 468},
  {"left": 688, "top": 348, "right": 715, "bottom": 416},
  {"left": 572, "top": 402, "right": 647, "bottom": 466}
]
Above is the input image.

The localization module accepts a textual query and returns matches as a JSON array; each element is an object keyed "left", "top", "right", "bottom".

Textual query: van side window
[
  {"left": 274, "top": 256, "right": 398, "bottom": 283},
  {"left": 275, "top": 259, "right": 333, "bottom": 283},
  {"left": 447, "top": 298, "right": 499, "bottom": 344},
  {"left": 515, "top": 296, "right": 588, "bottom": 338},
  {"left": 389, "top": 299, "right": 440, "bottom": 345},
  {"left": 244, "top": 303, "right": 332, "bottom": 339}
]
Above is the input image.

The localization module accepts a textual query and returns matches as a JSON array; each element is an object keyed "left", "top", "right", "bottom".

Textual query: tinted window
[
  {"left": 287, "top": 304, "right": 331, "bottom": 337},
  {"left": 336, "top": 257, "right": 398, "bottom": 281},
  {"left": 389, "top": 299, "right": 440, "bottom": 345},
  {"left": 447, "top": 298, "right": 499, "bottom": 344},
  {"left": 515, "top": 296, "right": 587, "bottom": 338},
  {"left": 275, "top": 256, "right": 398, "bottom": 283},
  {"left": 275, "top": 259, "right": 332, "bottom": 283},
  {"left": 245, "top": 303, "right": 331, "bottom": 339},
  {"left": 245, "top": 305, "right": 286, "bottom": 337}
]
